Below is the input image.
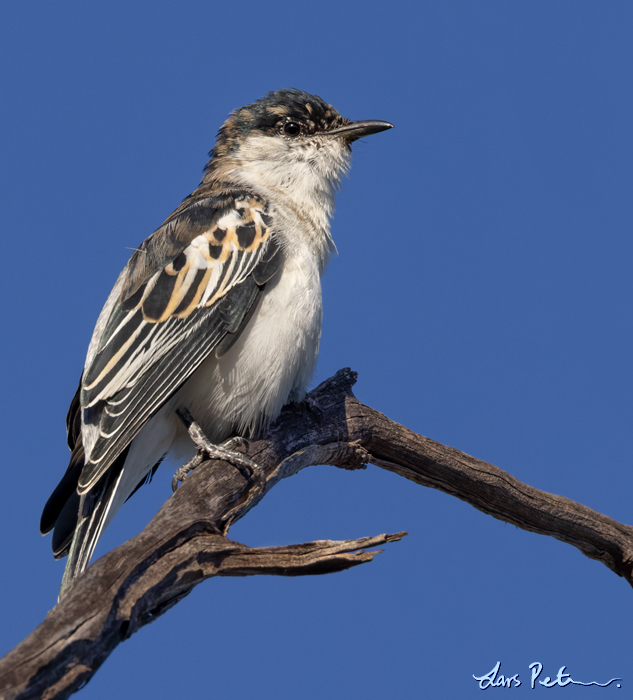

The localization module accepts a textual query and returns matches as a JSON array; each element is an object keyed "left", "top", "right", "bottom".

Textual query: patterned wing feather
[{"left": 77, "top": 193, "right": 280, "bottom": 493}]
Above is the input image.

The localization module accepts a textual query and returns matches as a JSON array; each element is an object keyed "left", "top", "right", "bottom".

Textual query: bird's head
[{"left": 203, "top": 89, "right": 393, "bottom": 197}]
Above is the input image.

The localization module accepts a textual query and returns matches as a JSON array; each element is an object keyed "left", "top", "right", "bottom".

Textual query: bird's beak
[{"left": 326, "top": 120, "right": 394, "bottom": 143}]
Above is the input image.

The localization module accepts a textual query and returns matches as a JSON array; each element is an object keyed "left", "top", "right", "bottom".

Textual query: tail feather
[
  {"left": 52, "top": 491, "right": 80, "bottom": 558},
  {"left": 45, "top": 381, "right": 170, "bottom": 598},
  {"left": 59, "top": 468, "right": 125, "bottom": 599}
]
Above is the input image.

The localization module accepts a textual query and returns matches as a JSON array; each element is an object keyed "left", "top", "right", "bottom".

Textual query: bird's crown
[{"left": 211, "top": 88, "right": 350, "bottom": 158}]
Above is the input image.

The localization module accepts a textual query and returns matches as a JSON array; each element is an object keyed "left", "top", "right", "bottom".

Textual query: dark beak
[{"left": 326, "top": 120, "right": 394, "bottom": 143}]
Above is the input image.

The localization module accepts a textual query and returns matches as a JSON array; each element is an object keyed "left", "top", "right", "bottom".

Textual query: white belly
[{"left": 176, "top": 251, "right": 323, "bottom": 441}]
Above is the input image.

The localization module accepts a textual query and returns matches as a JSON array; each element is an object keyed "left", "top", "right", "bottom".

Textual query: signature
[{"left": 473, "top": 661, "right": 622, "bottom": 689}]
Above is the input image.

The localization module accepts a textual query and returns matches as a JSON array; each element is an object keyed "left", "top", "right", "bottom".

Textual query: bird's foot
[{"left": 172, "top": 408, "right": 266, "bottom": 492}]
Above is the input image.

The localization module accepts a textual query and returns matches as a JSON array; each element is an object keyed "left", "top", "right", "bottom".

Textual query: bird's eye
[{"left": 282, "top": 121, "right": 301, "bottom": 137}]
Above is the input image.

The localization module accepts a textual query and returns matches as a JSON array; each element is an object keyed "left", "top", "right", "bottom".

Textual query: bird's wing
[{"left": 77, "top": 191, "right": 283, "bottom": 494}]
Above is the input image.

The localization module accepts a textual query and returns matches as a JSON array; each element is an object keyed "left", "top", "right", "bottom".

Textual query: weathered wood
[
  {"left": 1, "top": 532, "right": 402, "bottom": 700},
  {"left": 1, "top": 368, "right": 632, "bottom": 700}
]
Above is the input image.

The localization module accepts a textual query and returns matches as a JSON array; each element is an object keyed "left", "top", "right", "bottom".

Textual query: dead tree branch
[{"left": 1, "top": 368, "right": 632, "bottom": 700}]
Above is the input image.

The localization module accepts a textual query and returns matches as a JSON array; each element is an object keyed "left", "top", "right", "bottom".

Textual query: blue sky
[{"left": 1, "top": 1, "right": 632, "bottom": 697}]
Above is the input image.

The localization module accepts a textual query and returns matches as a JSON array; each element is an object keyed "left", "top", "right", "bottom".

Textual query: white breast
[{"left": 177, "top": 245, "right": 323, "bottom": 442}]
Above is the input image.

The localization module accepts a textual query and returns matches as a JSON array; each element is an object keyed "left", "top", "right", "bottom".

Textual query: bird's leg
[{"left": 172, "top": 408, "right": 265, "bottom": 492}]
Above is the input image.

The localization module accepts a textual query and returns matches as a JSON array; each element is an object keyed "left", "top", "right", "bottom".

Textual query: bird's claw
[
  {"left": 172, "top": 411, "right": 265, "bottom": 492},
  {"left": 171, "top": 453, "right": 205, "bottom": 492}
]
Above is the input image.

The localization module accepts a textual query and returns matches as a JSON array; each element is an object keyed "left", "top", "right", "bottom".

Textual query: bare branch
[{"left": 1, "top": 368, "right": 632, "bottom": 699}]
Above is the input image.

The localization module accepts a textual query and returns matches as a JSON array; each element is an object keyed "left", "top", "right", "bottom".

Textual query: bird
[{"left": 40, "top": 88, "right": 393, "bottom": 597}]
